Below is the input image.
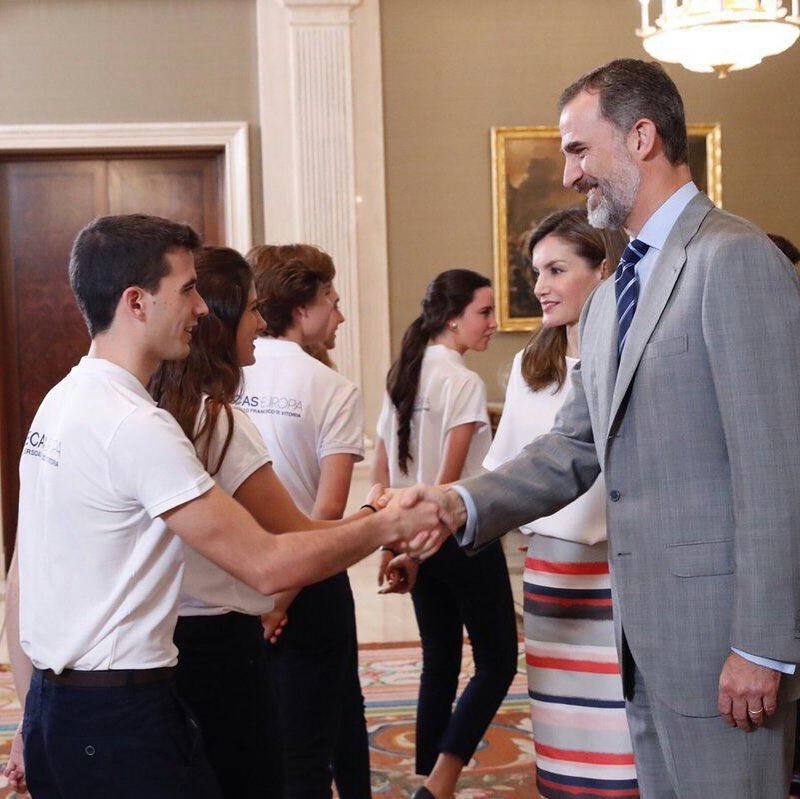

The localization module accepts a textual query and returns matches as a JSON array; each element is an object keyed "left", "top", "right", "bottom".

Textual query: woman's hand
[
  {"left": 4, "top": 724, "right": 27, "bottom": 795},
  {"left": 365, "top": 482, "right": 388, "bottom": 509},
  {"left": 378, "top": 554, "right": 419, "bottom": 595},
  {"left": 261, "top": 609, "right": 288, "bottom": 644}
]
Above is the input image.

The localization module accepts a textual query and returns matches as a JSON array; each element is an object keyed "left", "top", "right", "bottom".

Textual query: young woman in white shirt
[
  {"left": 149, "top": 247, "right": 385, "bottom": 799},
  {"left": 484, "top": 208, "right": 639, "bottom": 799},
  {"left": 373, "top": 269, "right": 518, "bottom": 799}
]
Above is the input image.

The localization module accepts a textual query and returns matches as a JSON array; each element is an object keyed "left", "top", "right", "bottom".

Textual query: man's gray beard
[{"left": 587, "top": 161, "right": 640, "bottom": 230}]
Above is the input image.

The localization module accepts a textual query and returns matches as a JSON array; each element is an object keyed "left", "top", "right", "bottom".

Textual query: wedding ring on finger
[{"left": 747, "top": 706, "right": 764, "bottom": 717}]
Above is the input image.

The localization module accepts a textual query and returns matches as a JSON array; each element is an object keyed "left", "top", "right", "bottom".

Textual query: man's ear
[
  {"left": 628, "top": 118, "right": 657, "bottom": 161},
  {"left": 120, "top": 286, "right": 147, "bottom": 322}
]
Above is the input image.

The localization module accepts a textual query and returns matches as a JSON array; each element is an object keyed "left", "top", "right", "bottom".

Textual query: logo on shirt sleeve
[
  {"left": 23, "top": 431, "right": 62, "bottom": 467},
  {"left": 236, "top": 394, "right": 304, "bottom": 419}
]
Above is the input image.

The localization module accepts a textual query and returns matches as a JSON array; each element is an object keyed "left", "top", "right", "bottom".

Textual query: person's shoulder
[
  {"left": 308, "top": 356, "right": 359, "bottom": 396},
  {"left": 119, "top": 402, "right": 185, "bottom": 440},
  {"left": 444, "top": 360, "right": 486, "bottom": 396},
  {"left": 696, "top": 207, "right": 773, "bottom": 252},
  {"left": 229, "top": 404, "right": 264, "bottom": 438},
  {"left": 696, "top": 208, "right": 794, "bottom": 277}
]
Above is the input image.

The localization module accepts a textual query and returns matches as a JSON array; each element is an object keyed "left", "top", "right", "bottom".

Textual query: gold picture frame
[{"left": 491, "top": 124, "right": 722, "bottom": 332}]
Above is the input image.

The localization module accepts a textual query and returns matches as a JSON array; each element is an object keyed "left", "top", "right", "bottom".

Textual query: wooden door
[{"left": 0, "top": 150, "right": 225, "bottom": 566}]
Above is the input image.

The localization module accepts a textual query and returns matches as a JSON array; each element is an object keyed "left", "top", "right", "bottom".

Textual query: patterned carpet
[
  {"left": 358, "top": 640, "right": 535, "bottom": 798},
  {"left": 0, "top": 642, "right": 535, "bottom": 798}
]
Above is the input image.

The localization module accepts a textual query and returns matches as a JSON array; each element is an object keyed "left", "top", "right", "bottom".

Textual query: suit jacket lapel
[
  {"left": 592, "top": 283, "right": 619, "bottom": 436},
  {"left": 607, "top": 193, "right": 715, "bottom": 428}
]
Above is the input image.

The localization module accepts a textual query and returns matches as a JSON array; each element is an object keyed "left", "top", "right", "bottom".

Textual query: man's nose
[
  {"left": 195, "top": 291, "right": 209, "bottom": 318},
  {"left": 563, "top": 158, "right": 581, "bottom": 191}
]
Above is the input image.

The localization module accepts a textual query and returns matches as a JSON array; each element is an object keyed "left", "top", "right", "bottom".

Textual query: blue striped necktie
[{"left": 615, "top": 239, "right": 650, "bottom": 357}]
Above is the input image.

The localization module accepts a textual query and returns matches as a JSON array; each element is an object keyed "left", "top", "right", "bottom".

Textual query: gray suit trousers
[{"left": 627, "top": 664, "right": 796, "bottom": 798}]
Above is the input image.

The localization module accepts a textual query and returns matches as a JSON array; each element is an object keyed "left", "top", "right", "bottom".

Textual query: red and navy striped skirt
[{"left": 524, "top": 533, "right": 639, "bottom": 799}]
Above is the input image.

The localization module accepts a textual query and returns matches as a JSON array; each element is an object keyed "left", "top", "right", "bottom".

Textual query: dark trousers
[
  {"left": 411, "top": 536, "right": 518, "bottom": 775},
  {"left": 22, "top": 668, "right": 222, "bottom": 799},
  {"left": 264, "top": 571, "right": 371, "bottom": 799},
  {"left": 174, "top": 611, "right": 283, "bottom": 799}
]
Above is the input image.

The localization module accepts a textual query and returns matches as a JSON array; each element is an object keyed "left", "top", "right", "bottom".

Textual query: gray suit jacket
[{"left": 458, "top": 194, "right": 800, "bottom": 716}]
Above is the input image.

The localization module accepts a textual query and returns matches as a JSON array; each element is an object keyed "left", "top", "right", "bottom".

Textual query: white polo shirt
[
  {"left": 17, "top": 357, "right": 215, "bottom": 673},
  {"left": 239, "top": 338, "right": 364, "bottom": 515},
  {"left": 179, "top": 403, "right": 275, "bottom": 617},
  {"left": 377, "top": 344, "right": 491, "bottom": 487}
]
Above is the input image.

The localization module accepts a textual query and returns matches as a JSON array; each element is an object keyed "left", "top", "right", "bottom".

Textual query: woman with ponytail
[
  {"left": 373, "top": 270, "right": 518, "bottom": 799},
  {"left": 484, "top": 208, "right": 639, "bottom": 799}
]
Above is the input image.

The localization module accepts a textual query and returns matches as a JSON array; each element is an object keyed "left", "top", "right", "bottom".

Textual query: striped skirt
[{"left": 524, "top": 533, "right": 639, "bottom": 799}]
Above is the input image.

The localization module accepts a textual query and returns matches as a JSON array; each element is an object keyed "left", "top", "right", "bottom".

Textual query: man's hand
[
  {"left": 380, "top": 493, "right": 443, "bottom": 557},
  {"left": 717, "top": 651, "right": 781, "bottom": 732},
  {"left": 3, "top": 725, "right": 27, "bottom": 795},
  {"left": 378, "top": 553, "right": 419, "bottom": 595},
  {"left": 394, "top": 484, "right": 467, "bottom": 533}
]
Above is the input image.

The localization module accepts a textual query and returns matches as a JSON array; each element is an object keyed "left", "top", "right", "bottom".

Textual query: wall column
[{"left": 256, "top": 0, "right": 390, "bottom": 433}]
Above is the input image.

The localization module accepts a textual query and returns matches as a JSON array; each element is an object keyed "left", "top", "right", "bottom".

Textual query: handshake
[{"left": 367, "top": 484, "right": 469, "bottom": 593}]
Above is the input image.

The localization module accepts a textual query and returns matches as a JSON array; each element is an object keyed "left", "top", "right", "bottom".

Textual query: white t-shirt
[
  {"left": 239, "top": 338, "right": 364, "bottom": 515},
  {"left": 484, "top": 350, "right": 606, "bottom": 544},
  {"left": 17, "top": 357, "right": 215, "bottom": 673},
  {"left": 378, "top": 344, "right": 491, "bottom": 487},
  {"left": 179, "top": 403, "right": 275, "bottom": 617}
]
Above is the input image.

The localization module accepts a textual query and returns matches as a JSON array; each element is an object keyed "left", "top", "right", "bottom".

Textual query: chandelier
[{"left": 637, "top": 1, "right": 800, "bottom": 77}]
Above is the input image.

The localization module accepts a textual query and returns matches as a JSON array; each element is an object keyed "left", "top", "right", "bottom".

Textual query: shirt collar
[
  {"left": 425, "top": 344, "right": 464, "bottom": 364},
  {"left": 255, "top": 337, "right": 305, "bottom": 356},
  {"left": 635, "top": 181, "right": 699, "bottom": 252},
  {"left": 75, "top": 357, "right": 155, "bottom": 404}
]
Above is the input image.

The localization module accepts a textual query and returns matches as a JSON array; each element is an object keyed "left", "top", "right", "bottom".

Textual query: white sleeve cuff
[
  {"left": 450, "top": 485, "right": 478, "bottom": 547},
  {"left": 731, "top": 647, "right": 797, "bottom": 674}
]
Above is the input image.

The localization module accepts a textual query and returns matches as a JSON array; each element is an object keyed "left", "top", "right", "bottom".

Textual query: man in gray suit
[{"left": 398, "top": 59, "right": 800, "bottom": 796}]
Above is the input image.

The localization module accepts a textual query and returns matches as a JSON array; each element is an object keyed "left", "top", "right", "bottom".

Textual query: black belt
[{"left": 42, "top": 667, "right": 175, "bottom": 688}]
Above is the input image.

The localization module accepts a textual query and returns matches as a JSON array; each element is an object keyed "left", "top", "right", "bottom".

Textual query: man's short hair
[
  {"left": 247, "top": 244, "right": 335, "bottom": 337},
  {"left": 559, "top": 58, "right": 689, "bottom": 166},
  {"left": 69, "top": 214, "right": 201, "bottom": 337}
]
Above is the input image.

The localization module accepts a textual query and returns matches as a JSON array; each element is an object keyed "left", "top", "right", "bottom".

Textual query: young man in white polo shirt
[
  {"left": 5, "top": 215, "right": 441, "bottom": 799},
  {"left": 241, "top": 244, "right": 370, "bottom": 799}
]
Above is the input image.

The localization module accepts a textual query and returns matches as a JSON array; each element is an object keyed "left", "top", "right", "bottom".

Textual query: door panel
[
  {"left": 108, "top": 155, "right": 223, "bottom": 244},
  {"left": 3, "top": 160, "right": 107, "bottom": 454},
  {"left": 0, "top": 150, "right": 225, "bottom": 566}
]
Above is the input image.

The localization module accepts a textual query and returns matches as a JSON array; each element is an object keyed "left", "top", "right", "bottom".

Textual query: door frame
[
  {"left": 0, "top": 121, "right": 252, "bottom": 569},
  {"left": 0, "top": 121, "right": 252, "bottom": 252}
]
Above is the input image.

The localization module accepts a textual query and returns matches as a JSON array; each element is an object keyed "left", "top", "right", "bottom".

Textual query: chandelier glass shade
[{"left": 637, "top": 1, "right": 800, "bottom": 77}]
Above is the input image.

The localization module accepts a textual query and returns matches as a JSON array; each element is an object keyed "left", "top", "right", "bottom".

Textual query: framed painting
[{"left": 491, "top": 124, "right": 722, "bottom": 332}]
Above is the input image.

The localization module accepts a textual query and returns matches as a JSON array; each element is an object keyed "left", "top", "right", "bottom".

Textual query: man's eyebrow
[{"left": 562, "top": 140, "right": 585, "bottom": 155}]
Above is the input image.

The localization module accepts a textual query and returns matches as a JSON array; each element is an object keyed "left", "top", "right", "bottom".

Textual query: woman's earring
[{"left": 449, "top": 322, "right": 458, "bottom": 331}]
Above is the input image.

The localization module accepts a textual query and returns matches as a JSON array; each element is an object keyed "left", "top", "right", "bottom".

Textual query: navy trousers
[
  {"left": 264, "top": 571, "right": 372, "bottom": 799},
  {"left": 174, "top": 611, "right": 283, "bottom": 799},
  {"left": 22, "top": 668, "right": 222, "bottom": 799},
  {"left": 411, "top": 536, "right": 518, "bottom": 774}
]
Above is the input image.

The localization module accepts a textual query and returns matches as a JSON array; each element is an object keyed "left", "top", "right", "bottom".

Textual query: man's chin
[{"left": 587, "top": 203, "right": 610, "bottom": 229}]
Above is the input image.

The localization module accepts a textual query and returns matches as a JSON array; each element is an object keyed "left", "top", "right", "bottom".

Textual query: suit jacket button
[{"left": 609, "top": 489, "right": 621, "bottom": 502}]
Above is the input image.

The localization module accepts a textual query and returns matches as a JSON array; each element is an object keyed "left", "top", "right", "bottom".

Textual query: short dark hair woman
[
  {"left": 484, "top": 208, "right": 639, "bottom": 799},
  {"left": 373, "top": 269, "right": 518, "bottom": 799}
]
